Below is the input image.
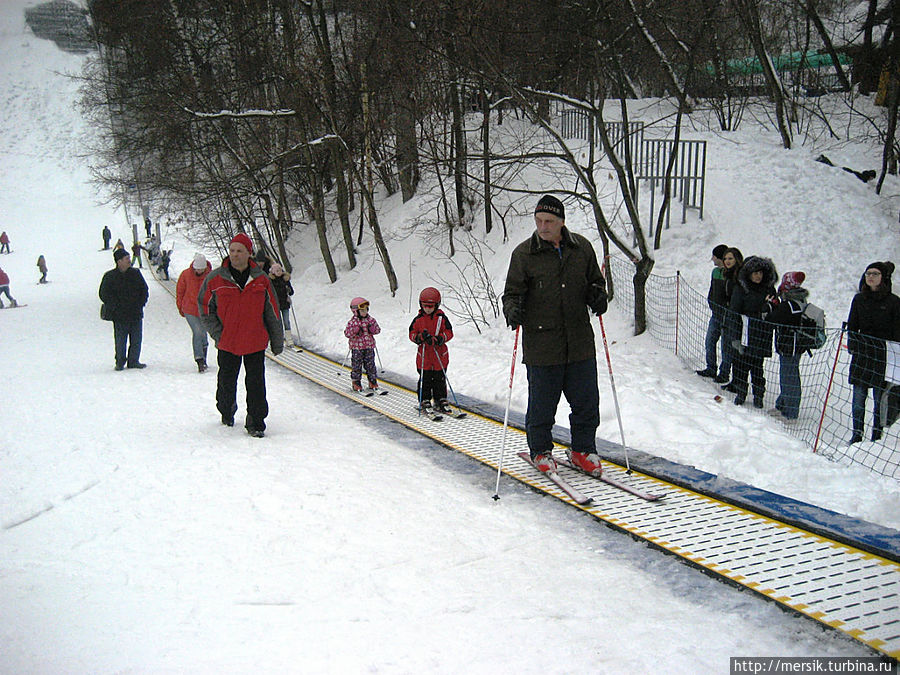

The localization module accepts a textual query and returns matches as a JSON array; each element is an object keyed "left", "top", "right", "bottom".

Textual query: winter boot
[
  {"left": 367, "top": 379, "right": 379, "bottom": 392},
  {"left": 714, "top": 372, "right": 730, "bottom": 384},
  {"left": 695, "top": 368, "right": 716, "bottom": 378},
  {"left": 753, "top": 395, "right": 764, "bottom": 409},
  {"left": 221, "top": 403, "right": 238, "bottom": 427},
  {"left": 734, "top": 395, "right": 746, "bottom": 406},
  {"left": 435, "top": 399, "right": 453, "bottom": 414},
  {"left": 9, "top": 299, "right": 16, "bottom": 308},
  {"left": 352, "top": 380, "right": 363, "bottom": 392},
  {"left": 849, "top": 432, "right": 863, "bottom": 445},
  {"left": 568, "top": 450, "right": 603, "bottom": 476},
  {"left": 872, "top": 428, "right": 883, "bottom": 442},
  {"left": 418, "top": 400, "right": 435, "bottom": 415},
  {"left": 532, "top": 453, "right": 557, "bottom": 473},
  {"left": 196, "top": 358, "right": 208, "bottom": 373}
]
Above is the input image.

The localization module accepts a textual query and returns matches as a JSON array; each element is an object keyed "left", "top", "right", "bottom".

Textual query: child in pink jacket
[{"left": 344, "top": 297, "right": 381, "bottom": 392}]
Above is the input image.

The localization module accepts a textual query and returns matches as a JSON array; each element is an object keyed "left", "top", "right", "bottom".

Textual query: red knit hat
[
  {"left": 230, "top": 233, "right": 253, "bottom": 253},
  {"left": 778, "top": 271, "right": 805, "bottom": 293}
]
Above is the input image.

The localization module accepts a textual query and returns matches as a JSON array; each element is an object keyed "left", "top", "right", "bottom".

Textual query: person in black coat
[
  {"left": 768, "top": 271, "right": 809, "bottom": 420},
  {"left": 99, "top": 249, "right": 149, "bottom": 370},
  {"left": 727, "top": 256, "right": 777, "bottom": 407},
  {"left": 717, "top": 247, "right": 744, "bottom": 384},
  {"left": 696, "top": 244, "right": 729, "bottom": 379},
  {"left": 268, "top": 262, "right": 294, "bottom": 335},
  {"left": 846, "top": 261, "right": 900, "bottom": 443}
]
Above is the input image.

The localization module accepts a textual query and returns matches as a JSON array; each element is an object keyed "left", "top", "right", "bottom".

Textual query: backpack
[{"left": 795, "top": 302, "right": 826, "bottom": 352}]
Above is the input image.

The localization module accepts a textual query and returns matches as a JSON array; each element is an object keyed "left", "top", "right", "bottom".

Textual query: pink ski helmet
[{"left": 350, "top": 296, "right": 369, "bottom": 311}]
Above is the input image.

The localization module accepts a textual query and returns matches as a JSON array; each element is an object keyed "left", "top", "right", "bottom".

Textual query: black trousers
[
  {"left": 732, "top": 353, "right": 766, "bottom": 399},
  {"left": 418, "top": 369, "right": 447, "bottom": 403},
  {"left": 217, "top": 349, "right": 268, "bottom": 430}
]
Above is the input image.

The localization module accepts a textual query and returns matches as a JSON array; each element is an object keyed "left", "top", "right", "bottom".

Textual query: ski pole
[
  {"left": 416, "top": 342, "right": 425, "bottom": 413},
  {"left": 493, "top": 326, "right": 520, "bottom": 500},
  {"left": 336, "top": 348, "right": 351, "bottom": 376},
  {"left": 597, "top": 314, "right": 631, "bottom": 473},
  {"left": 374, "top": 344, "right": 385, "bottom": 373},
  {"left": 289, "top": 305, "right": 303, "bottom": 350},
  {"left": 430, "top": 342, "right": 464, "bottom": 414}
]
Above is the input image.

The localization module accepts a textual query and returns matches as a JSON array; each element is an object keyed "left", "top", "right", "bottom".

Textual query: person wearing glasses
[
  {"left": 345, "top": 296, "right": 381, "bottom": 393},
  {"left": 846, "top": 261, "right": 900, "bottom": 443}
]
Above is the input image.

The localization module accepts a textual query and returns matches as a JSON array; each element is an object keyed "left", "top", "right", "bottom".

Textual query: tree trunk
[
  {"left": 480, "top": 85, "right": 492, "bottom": 234},
  {"left": 395, "top": 97, "right": 420, "bottom": 202},
  {"left": 449, "top": 69, "right": 469, "bottom": 230},
  {"left": 803, "top": 0, "right": 851, "bottom": 92},
  {"left": 331, "top": 144, "right": 356, "bottom": 269}
]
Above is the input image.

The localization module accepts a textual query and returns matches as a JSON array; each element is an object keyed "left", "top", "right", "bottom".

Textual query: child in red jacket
[{"left": 408, "top": 287, "right": 454, "bottom": 414}]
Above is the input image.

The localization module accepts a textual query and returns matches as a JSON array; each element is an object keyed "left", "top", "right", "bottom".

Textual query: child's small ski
[{"left": 517, "top": 452, "right": 592, "bottom": 505}]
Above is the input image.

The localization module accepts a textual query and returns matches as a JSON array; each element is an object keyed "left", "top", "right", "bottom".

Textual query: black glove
[
  {"left": 587, "top": 282, "right": 608, "bottom": 316},
  {"left": 413, "top": 332, "right": 425, "bottom": 345},
  {"left": 422, "top": 330, "right": 434, "bottom": 345},
  {"left": 505, "top": 300, "right": 524, "bottom": 330},
  {"left": 433, "top": 335, "right": 445, "bottom": 346}
]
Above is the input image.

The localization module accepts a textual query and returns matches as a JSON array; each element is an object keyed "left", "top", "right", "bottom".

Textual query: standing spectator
[
  {"left": 846, "top": 261, "right": 900, "bottom": 443},
  {"left": 502, "top": 194, "right": 608, "bottom": 476},
  {"left": 345, "top": 296, "right": 382, "bottom": 393},
  {"left": 176, "top": 253, "right": 212, "bottom": 372},
  {"left": 99, "top": 249, "right": 148, "bottom": 370},
  {"left": 0, "top": 266, "right": 18, "bottom": 308},
  {"left": 102, "top": 226, "right": 111, "bottom": 250},
  {"left": 268, "top": 262, "right": 294, "bottom": 338},
  {"left": 727, "top": 256, "right": 778, "bottom": 408},
  {"left": 768, "top": 271, "right": 810, "bottom": 420},
  {"left": 254, "top": 249, "right": 273, "bottom": 273},
  {"left": 718, "top": 247, "right": 744, "bottom": 386},
  {"left": 198, "top": 233, "right": 284, "bottom": 438},
  {"left": 697, "top": 244, "right": 729, "bottom": 379},
  {"left": 131, "top": 241, "right": 143, "bottom": 268},
  {"left": 0, "top": 231, "right": 10, "bottom": 254},
  {"left": 36, "top": 255, "right": 48, "bottom": 284},
  {"left": 144, "top": 217, "right": 152, "bottom": 239},
  {"left": 158, "top": 249, "right": 171, "bottom": 280}
]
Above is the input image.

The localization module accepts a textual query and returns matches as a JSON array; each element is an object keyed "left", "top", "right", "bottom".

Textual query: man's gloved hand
[
  {"left": 505, "top": 300, "right": 524, "bottom": 330},
  {"left": 587, "top": 282, "right": 608, "bottom": 316}
]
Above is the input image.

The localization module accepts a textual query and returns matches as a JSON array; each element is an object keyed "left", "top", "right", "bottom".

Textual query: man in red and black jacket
[{"left": 198, "top": 233, "right": 284, "bottom": 437}]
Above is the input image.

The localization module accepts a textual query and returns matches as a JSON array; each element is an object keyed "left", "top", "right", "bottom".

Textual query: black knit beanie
[
  {"left": 712, "top": 244, "right": 728, "bottom": 260},
  {"left": 535, "top": 194, "right": 565, "bottom": 220}
]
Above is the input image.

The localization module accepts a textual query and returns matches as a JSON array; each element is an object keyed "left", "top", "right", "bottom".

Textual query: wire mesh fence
[{"left": 607, "top": 256, "right": 900, "bottom": 480}]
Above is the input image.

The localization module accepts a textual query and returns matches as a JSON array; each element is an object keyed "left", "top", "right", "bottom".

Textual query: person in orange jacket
[{"left": 176, "top": 253, "right": 212, "bottom": 372}]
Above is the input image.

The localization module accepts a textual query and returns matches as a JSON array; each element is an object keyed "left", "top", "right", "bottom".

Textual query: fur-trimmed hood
[{"left": 738, "top": 256, "right": 778, "bottom": 291}]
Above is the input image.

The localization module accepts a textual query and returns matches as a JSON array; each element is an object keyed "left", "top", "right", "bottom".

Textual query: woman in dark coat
[
  {"left": 727, "top": 256, "right": 777, "bottom": 407},
  {"left": 717, "top": 247, "right": 744, "bottom": 384},
  {"left": 846, "top": 261, "right": 900, "bottom": 443}
]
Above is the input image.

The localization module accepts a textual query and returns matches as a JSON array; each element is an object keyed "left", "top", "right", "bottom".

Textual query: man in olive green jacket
[{"left": 502, "top": 194, "right": 608, "bottom": 476}]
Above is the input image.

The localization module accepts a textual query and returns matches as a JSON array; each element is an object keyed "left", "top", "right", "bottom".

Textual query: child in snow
[
  {"left": 408, "top": 287, "right": 454, "bottom": 415},
  {"left": 344, "top": 297, "right": 381, "bottom": 393}
]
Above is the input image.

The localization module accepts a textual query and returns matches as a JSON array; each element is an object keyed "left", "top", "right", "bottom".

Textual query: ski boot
[
  {"left": 532, "top": 453, "right": 557, "bottom": 473},
  {"left": 568, "top": 450, "right": 603, "bottom": 476}
]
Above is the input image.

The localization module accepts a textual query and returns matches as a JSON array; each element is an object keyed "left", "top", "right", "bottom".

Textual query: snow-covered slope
[{"left": 0, "top": 1, "right": 891, "bottom": 669}]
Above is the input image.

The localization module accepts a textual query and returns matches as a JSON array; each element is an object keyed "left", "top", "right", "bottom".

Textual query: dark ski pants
[
  {"left": 525, "top": 357, "right": 599, "bottom": 459},
  {"left": 113, "top": 319, "right": 143, "bottom": 368},
  {"left": 731, "top": 353, "right": 765, "bottom": 400},
  {"left": 417, "top": 369, "right": 447, "bottom": 403},
  {"left": 351, "top": 348, "right": 377, "bottom": 385},
  {"left": 217, "top": 349, "right": 268, "bottom": 431}
]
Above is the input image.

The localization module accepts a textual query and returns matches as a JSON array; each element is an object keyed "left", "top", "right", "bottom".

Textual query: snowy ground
[{"left": 0, "top": 1, "right": 895, "bottom": 671}]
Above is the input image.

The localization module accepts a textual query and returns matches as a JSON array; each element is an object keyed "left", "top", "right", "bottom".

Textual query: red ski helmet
[
  {"left": 419, "top": 287, "right": 441, "bottom": 308},
  {"left": 350, "top": 296, "right": 369, "bottom": 311}
]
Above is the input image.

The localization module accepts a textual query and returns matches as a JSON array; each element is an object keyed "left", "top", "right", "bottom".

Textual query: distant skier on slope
[{"left": 0, "top": 266, "right": 18, "bottom": 308}]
